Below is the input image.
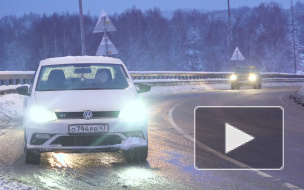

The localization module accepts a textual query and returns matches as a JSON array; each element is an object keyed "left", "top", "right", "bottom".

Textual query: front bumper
[
  {"left": 231, "top": 79, "right": 259, "bottom": 86},
  {"left": 24, "top": 118, "right": 148, "bottom": 153}
]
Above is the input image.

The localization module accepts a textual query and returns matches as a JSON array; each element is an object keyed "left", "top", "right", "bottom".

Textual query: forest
[{"left": 0, "top": 2, "right": 303, "bottom": 73}]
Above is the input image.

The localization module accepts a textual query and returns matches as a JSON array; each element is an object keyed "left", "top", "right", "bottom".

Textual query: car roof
[{"left": 39, "top": 56, "right": 124, "bottom": 66}]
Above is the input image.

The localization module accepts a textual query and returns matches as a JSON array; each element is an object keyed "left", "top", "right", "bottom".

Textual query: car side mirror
[
  {"left": 16, "top": 86, "right": 31, "bottom": 96},
  {"left": 136, "top": 83, "right": 151, "bottom": 93}
]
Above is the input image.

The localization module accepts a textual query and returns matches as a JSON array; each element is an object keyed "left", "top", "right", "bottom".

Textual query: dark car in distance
[{"left": 230, "top": 66, "right": 262, "bottom": 90}]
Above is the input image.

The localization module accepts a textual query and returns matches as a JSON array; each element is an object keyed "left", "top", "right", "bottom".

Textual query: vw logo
[{"left": 83, "top": 110, "right": 93, "bottom": 120}]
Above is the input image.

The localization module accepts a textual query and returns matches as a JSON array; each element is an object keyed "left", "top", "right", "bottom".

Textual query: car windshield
[
  {"left": 36, "top": 63, "right": 129, "bottom": 91},
  {"left": 235, "top": 67, "right": 257, "bottom": 74}
]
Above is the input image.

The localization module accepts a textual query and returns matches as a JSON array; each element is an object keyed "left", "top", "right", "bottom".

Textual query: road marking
[
  {"left": 168, "top": 99, "right": 256, "bottom": 169},
  {"left": 256, "top": 171, "right": 272, "bottom": 178},
  {"left": 279, "top": 95, "right": 288, "bottom": 106},
  {"left": 284, "top": 183, "right": 304, "bottom": 190},
  {"left": 168, "top": 99, "right": 303, "bottom": 190}
]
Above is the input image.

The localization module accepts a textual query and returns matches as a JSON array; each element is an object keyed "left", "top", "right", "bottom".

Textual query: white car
[{"left": 17, "top": 56, "right": 151, "bottom": 164}]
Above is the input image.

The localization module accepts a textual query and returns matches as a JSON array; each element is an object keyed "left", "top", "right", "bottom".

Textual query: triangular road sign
[
  {"left": 231, "top": 47, "right": 245, "bottom": 61},
  {"left": 225, "top": 123, "right": 254, "bottom": 154},
  {"left": 94, "top": 10, "right": 116, "bottom": 33},
  {"left": 96, "top": 36, "right": 118, "bottom": 56}
]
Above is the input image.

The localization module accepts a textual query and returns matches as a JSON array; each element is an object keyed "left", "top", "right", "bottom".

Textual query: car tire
[
  {"left": 124, "top": 146, "right": 148, "bottom": 163},
  {"left": 25, "top": 149, "right": 41, "bottom": 165},
  {"left": 236, "top": 85, "right": 240, "bottom": 90},
  {"left": 231, "top": 84, "right": 235, "bottom": 90},
  {"left": 258, "top": 83, "right": 262, "bottom": 89}
]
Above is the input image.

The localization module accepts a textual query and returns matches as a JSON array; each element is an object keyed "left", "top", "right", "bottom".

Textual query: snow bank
[
  {"left": 0, "top": 175, "right": 38, "bottom": 190},
  {"left": 141, "top": 82, "right": 304, "bottom": 96},
  {"left": 0, "top": 84, "right": 26, "bottom": 92},
  {"left": 0, "top": 94, "right": 25, "bottom": 133},
  {"left": 141, "top": 83, "right": 228, "bottom": 96},
  {"left": 299, "top": 85, "right": 304, "bottom": 96}
]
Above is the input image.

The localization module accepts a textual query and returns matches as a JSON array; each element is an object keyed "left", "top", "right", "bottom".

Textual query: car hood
[{"left": 33, "top": 89, "right": 137, "bottom": 112}]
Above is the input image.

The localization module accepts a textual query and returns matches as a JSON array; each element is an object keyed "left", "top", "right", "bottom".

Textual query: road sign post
[
  {"left": 94, "top": 10, "right": 118, "bottom": 56},
  {"left": 231, "top": 47, "right": 244, "bottom": 67},
  {"left": 103, "top": 16, "right": 109, "bottom": 56}
]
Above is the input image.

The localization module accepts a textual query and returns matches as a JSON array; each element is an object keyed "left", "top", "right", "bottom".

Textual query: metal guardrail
[
  {"left": 0, "top": 71, "right": 35, "bottom": 86},
  {"left": 1, "top": 71, "right": 304, "bottom": 86},
  {"left": 129, "top": 71, "right": 304, "bottom": 80},
  {"left": 129, "top": 71, "right": 231, "bottom": 80}
]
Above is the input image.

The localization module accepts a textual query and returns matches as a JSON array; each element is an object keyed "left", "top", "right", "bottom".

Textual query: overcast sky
[{"left": 0, "top": 0, "right": 303, "bottom": 17}]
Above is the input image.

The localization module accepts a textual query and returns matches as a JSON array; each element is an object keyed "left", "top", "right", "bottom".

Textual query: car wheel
[
  {"left": 231, "top": 84, "right": 235, "bottom": 90},
  {"left": 253, "top": 84, "right": 257, "bottom": 89},
  {"left": 236, "top": 85, "right": 240, "bottom": 90},
  {"left": 25, "top": 149, "right": 41, "bottom": 165},
  {"left": 124, "top": 146, "right": 148, "bottom": 163},
  {"left": 258, "top": 83, "right": 262, "bottom": 89}
]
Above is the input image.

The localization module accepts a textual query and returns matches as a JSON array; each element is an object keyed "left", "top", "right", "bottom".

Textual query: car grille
[
  {"left": 55, "top": 111, "right": 120, "bottom": 119},
  {"left": 238, "top": 75, "right": 249, "bottom": 80},
  {"left": 50, "top": 134, "right": 123, "bottom": 146}
]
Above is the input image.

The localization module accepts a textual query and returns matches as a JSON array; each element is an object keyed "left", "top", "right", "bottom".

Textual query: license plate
[{"left": 69, "top": 124, "right": 109, "bottom": 134}]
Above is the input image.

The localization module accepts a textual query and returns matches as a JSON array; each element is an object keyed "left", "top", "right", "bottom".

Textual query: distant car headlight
[
  {"left": 230, "top": 74, "right": 237, "bottom": 80},
  {"left": 249, "top": 74, "right": 257, "bottom": 81},
  {"left": 119, "top": 100, "right": 147, "bottom": 122},
  {"left": 29, "top": 106, "right": 57, "bottom": 122}
]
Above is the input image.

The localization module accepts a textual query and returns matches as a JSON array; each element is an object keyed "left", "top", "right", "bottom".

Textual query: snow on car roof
[{"left": 40, "top": 56, "right": 123, "bottom": 66}]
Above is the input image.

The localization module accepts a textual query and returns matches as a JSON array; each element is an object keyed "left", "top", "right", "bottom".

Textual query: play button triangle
[{"left": 225, "top": 123, "right": 255, "bottom": 154}]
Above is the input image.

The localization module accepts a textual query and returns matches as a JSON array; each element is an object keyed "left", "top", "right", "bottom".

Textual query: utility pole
[
  {"left": 291, "top": 0, "right": 297, "bottom": 73},
  {"left": 227, "top": 0, "right": 232, "bottom": 48},
  {"left": 228, "top": 0, "right": 233, "bottom": 71},
  {"left": 79, "top": 0, "right": 86, "bottom": 55}
]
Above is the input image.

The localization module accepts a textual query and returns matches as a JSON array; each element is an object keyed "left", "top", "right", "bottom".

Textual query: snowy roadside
[
  {"left": 0, "top": 175, "right": 38, "bottom": 190},
  {"left": 140, "top": 82, "right": 304, "bottom": 96},
  {"left": 299, "top": 85, "right": 304, "bottom": 95},
  {"left": 0, "top": 84, "right": 28, "bottom": 94},
  {"left": 0, "top": 94, "right": 25, "bottom": 138},
  {"left": 0, "top": 94, "right": 37, "bottom": 189},
  {"left": 289, "top": 85, "right": 304, "bottom": 105}
]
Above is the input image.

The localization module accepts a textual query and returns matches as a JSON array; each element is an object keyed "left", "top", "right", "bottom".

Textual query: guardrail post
[
  {"left": 25, "top": 79, "right": 31, "bottom": 85},
  {"left": 9, "top": 79, "right": 14, "bottom": 85}
]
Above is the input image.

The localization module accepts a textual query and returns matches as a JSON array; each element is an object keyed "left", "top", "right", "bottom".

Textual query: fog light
[
  {"left": 134, "top": 131, "right": 144, "bottom": 138},
  {"left": 36, "top": 134, "right": 51, "bottom": 139},
  {"left": 124, "top": 131, "right": 144, "bottom": 139}
]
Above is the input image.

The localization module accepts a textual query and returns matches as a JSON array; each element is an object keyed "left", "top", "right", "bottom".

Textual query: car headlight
[
  {"left": 230, "top": 74, "right": 237, "bottom": 80},
  {"left": 29, "top": 106, "right": 57, "bottom": 122},
  {"left": 249, "top": 74, "right": 257, "bottom": 81},
  {"left": 119, "top": 100, "right": 147, "bottom": 122}
]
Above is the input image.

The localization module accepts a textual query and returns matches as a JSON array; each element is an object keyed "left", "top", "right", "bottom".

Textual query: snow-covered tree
[{"left": 184, "top": 27, "right": 204, "bottom": 71}]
